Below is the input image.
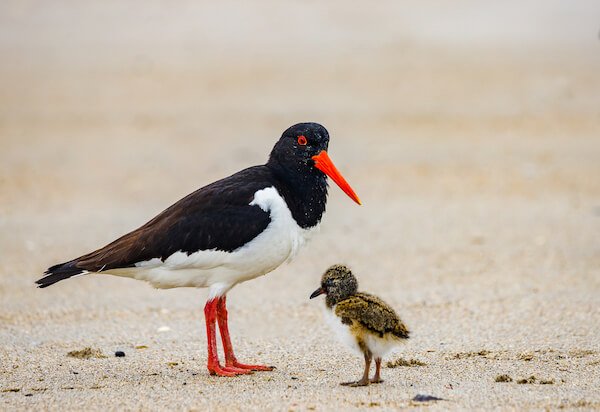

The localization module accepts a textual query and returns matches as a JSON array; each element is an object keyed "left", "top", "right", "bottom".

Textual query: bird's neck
[
  {"left": 326, "top": 291, "right": 357, "bottom": 308},
  {"left": 267, "top": 161, "right": 328, "bottom": 229}
]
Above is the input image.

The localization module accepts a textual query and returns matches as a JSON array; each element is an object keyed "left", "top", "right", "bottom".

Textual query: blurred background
[{"left": 1, "top": 1, "right": 600, "bottom": 409}]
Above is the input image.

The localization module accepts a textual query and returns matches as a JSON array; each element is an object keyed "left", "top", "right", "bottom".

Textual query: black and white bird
[{"left": 36, "top": 122, "right": 361, "bottom": 377}]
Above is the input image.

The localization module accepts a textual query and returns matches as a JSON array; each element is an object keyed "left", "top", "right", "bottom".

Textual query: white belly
[
  {"left": 364, "top": 332, "right": 402, "bottom": 359},
  {"left": 105, "top": 187, "right": 318, "bottom": 296},
  {"left": 324, "top": 304, "right": 402, "bottom": 358}
]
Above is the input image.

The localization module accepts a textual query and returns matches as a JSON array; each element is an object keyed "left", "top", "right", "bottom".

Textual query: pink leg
[
  {"left": 216, "top": 296, "right": 274, "bottom": 371},
  {"left": 204, "top": 298, "right": 247, "bottom": 377}
]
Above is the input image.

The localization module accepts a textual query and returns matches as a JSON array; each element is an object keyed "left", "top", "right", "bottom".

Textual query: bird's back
[
  {"left": 335, "top": 292, "right": 409, "bottom": 339},
  {"left": 37, "top": 165, "right": 278, "bottom": 288}
]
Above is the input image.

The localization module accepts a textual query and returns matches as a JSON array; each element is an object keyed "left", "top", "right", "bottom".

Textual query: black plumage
[
  {"left": 37, "top": 123, "right": 334, "bottom": 288},
  {"left": 37, "top": 122, "right": 361, "bottom": 378}
]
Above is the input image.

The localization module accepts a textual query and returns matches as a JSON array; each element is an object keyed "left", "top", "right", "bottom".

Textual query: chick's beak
[
  {"left": 309, "top": 287, "right": 325, "bottom": 299},
  {"left": 311, "top": 150, "right": 361, "bottom": 205}
]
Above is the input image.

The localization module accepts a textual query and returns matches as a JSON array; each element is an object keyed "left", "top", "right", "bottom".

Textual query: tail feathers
[{"left": 36, "top": 261, "right": 86, "bottom": 288}]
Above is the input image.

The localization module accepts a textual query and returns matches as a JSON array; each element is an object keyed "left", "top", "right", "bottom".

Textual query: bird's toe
[
  {"left": 341, "top": 379, "right": 370, "bottom": 387},
  {"left": 208, "top": 363, "right": 248, "bottom": 377},
  {"left": 222, "top": 366, "right": 254, "bottom": 375},
  {"left": 229, "top": 361, "right": 274, "bottom": 371}
]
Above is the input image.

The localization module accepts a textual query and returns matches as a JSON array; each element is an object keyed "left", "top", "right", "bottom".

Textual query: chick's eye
[{"left": 297, "top": 135, "right": 307, "bottom": 146}]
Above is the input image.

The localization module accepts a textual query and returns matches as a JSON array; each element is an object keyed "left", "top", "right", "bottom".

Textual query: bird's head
[
  {"left": 268, "top": 123, "right": 361, "bottom": 205},
  {"left": 310, "top": 264, "right": 358, "bottom": 307}
]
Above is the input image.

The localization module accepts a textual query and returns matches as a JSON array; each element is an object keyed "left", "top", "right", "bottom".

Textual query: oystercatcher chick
[
  {"left": 36, "top": 123, "right": 361, "bottom": 377},
  {"left": 310, "top": 264, "right": 409, "bottom": 386}
]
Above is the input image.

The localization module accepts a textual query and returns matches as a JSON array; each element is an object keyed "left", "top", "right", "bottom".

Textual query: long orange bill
[{"left": 312, "top": 150, "right": 361, "bottom": 205}]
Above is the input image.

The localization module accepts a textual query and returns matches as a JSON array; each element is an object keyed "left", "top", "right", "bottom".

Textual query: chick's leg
[
  {"left": 370, "top": 357, "right": 384, "bottom": 383},
  {"left": 341, "top": 351, "right": 372, "bottom": 387}
]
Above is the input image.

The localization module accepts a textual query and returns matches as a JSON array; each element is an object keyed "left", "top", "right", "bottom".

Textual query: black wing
[{"left": 37, "top": 166, "right": 274, "bottom": 287}]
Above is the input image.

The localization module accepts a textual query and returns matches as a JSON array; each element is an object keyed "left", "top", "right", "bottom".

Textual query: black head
[
  {"left": 267, "top": 123, "right": 361, "bottom": 205},
  {"left": 310, "top": 264, "right": 358, "bottom": 307},
  {"left": 269, "top": 122, "right": 330, "bottom": 169}
]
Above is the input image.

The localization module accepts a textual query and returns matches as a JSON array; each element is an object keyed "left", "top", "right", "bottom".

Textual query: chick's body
[
  {"left": 328, "top": 292, "right": 409, "bottom": 358},
  {"left": 310, "top": 264, "right": 409, "bottom": 386}
]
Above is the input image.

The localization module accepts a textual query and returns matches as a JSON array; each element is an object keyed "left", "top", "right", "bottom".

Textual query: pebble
[
  {"left": 413, "top": 394, "right": 444, "bottom": 402},
  {"left": 115, "top": 351, "right": 126, "bottom": 357}
]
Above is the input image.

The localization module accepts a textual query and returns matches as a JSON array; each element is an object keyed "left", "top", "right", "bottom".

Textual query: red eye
[{"left": 297, "top": 135, "right": 307, "bottom": 145}]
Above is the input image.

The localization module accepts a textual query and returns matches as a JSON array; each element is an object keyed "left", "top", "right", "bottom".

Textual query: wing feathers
[
  {"left": 37, "top": 166, "right": 274, "bottom": 287},
  {"left": 335, "top": 293, "right": 410, "bottom": 339}
]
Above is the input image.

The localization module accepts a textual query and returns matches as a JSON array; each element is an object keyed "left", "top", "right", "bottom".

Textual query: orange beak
[{"left": 312, "top": 150, "right": 361, "bottom": 205}]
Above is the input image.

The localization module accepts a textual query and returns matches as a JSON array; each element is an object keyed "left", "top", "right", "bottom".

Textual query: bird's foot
[
  {"left": 207, "top": 362, "right": 253, "bottom": 377},
  {"left": 227, "top": 360, "right": 274, "bottom": 372},
  {"left": 222, "top": 365, "right": 254, "bottom": 375},
  {"left": 370, "top": 377, "right": 384, "bottom": 384},
  {"left": 340, "top": 379, "right": 370, "bottom": 387}
]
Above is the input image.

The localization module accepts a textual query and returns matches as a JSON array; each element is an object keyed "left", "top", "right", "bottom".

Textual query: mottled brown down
[
  {"left": 314, "top": 264, "right": 410, "bottom": 386},
  {"left": 318, "top": 264, "right": 409, "bottom": 340},
  {"left": 335, "top": 293, "right": 409, "bottom": 339}
]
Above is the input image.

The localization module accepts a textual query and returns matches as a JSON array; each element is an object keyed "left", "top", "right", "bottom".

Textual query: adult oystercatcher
[
  {"left": 37, "top": 122, "right": 360, "bottom": 377},
  {"left": 310, "top": 264, "right": 409, "bottom": 386}
]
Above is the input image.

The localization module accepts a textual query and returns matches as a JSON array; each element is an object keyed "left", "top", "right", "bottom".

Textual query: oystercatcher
[
  {"left": 37, "top": 123, "right": 361, "bottom": 377},
  {"left": 310, "top": 264, "right": 409, "bottom": 386}
]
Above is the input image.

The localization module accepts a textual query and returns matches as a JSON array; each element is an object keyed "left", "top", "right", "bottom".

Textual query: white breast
[
  {"left": 323, "top": 305, "right": 362, "bottom": 355},
  {"left": 105, "top": 186, "right": 318, "bottom": 296}
]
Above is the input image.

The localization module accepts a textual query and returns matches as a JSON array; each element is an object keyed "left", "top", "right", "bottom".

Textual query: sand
[{"left": 1, "top": 1, "right": 600, "bottom": 410}]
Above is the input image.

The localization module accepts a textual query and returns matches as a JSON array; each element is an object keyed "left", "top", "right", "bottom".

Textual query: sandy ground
[{"left": 1, "top": 2, "right": 600, "bottom": 411}]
